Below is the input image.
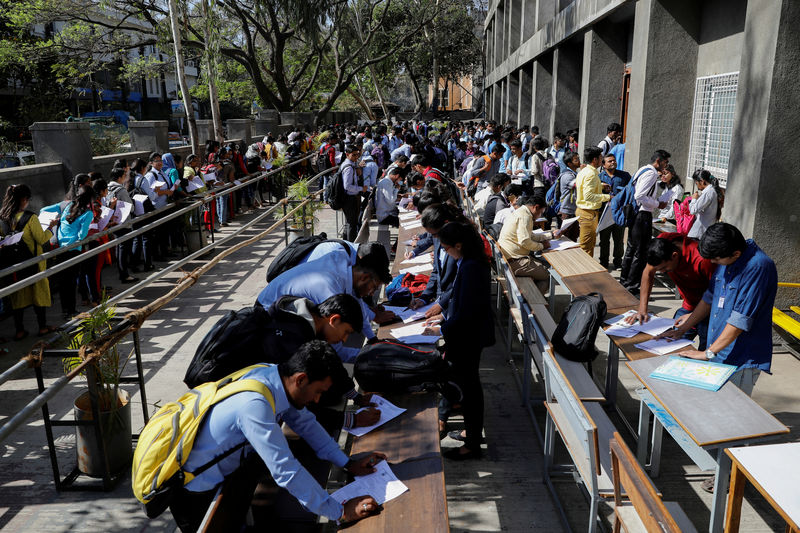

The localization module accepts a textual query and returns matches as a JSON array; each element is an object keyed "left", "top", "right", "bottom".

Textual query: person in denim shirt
[{"left": 598, "top": 154, "right": 631, "bottom": 269}]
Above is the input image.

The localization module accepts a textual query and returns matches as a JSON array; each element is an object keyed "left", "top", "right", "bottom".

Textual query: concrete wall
[
  {"left": 695, "top": 0, "right": 746, "bottom": 77},
  {"left": 550, "top": 39, "right": 583, "bottom": 137},
  {"left": 0, "top": 163, "right": 65, "bottom": 209}
]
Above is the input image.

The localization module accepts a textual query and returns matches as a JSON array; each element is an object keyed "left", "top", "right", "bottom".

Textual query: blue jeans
[{"left": 673, "top": 306, "right": 708, "bottom": 351}]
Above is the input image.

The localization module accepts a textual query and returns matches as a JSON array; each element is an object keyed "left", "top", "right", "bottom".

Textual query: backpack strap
[{"left": 13, "top": 211, "right": 34, "bottom": 233}]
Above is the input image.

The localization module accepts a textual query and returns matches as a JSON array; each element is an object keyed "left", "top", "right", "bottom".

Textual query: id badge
[{"left": 718, "top": 297, "right": 725, "bottom": 308}]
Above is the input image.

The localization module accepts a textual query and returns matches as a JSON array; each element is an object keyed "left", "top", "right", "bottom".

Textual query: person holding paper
[
  {"left": 497, "top": 192, "right": 563, "bottom": 294},
  {"left": 108, "top": 167, "right": 138, "bottom": 283},
  {"left": 56, "top": 186, "right": 96, "bottom": 318},
  {"left": 625, "top": 234, "right": 715, "bottom": 349},
  {"left": 168, "top": 342, "right": 385, "bottom": 532},
  {"left": 423, "top": 222, "right": 494, "bottom": 460},
  {"left": 574, "top": 147, "right": 611, "bottom": 257},
  {"left": 598, "top": 154, "right": 630, "bottom": 269},
  {"left": 0, "top": 184, "right": 59, "bottom": 339}
]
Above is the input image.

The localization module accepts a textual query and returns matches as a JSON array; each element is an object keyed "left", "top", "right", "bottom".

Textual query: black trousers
[
  {"left": 620, "top": 211, "right": 653, "bottom": 290},
  {"left": 598, "top": 223, "right": 625, "bottom": 267},
  {"left": 340, "top": 194, "right": 360, "bottom": 241},
  {"left": 440, "top": 343, "right": 484, "bottom": 451}
]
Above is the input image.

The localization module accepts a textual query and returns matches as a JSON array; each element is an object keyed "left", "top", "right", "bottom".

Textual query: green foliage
[
  {"left": 281, "top": 177, "right": 325, "bottom": 230},
  {"left": 90, "top": 129, "right": 130, "bottom": 156},
  {"left": 63, "top": 295, "right": 133, "bottom": 412}
]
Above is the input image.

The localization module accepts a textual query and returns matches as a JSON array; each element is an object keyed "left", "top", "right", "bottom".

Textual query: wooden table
[
  {"left": 560, "top": 271, "right": 639, "bottom": 315},
  {"left": 344, "top": 393, "right": 449, "bottom": 532},
  {"left": 626, "top": 356, "right": 789, "bottom": 533},
  {"left": 542, "top": 247, "right": 607, "bottom": 278},
  {"left": 724, "top": 442, "right": 800, "bottom": 533}
]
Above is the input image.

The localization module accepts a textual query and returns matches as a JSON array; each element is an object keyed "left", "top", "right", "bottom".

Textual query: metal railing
[
  {"left": 0, "top": 152, "right": 317, "bottom": 299},
  {"left": 0, "top": 164, "right": 334, "bottom": 447}
]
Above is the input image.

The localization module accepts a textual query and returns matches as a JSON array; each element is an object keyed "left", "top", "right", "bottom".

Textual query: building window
[
  {"left": 438, "top": 87, "right": 449, "bottom": 109},
  {"left": 687, "top": 72, "right": 739, "bottom": 188}
]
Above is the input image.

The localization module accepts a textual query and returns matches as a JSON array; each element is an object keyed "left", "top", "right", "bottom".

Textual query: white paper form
[
  {"left": 0, "top": 232, "right": 23, "bottom": 247},
  {"left": 382, "top": 303, "right": 435, "bottom": 323},
  {"left": 634, "top": 338, "right": 693, "bottom": 356},
  {"left": 399, "top": 264, "right": 431, "bottom": 275},
  {"left": 559, "top": 216, "right": 579, "bottom": 230},
  {"left": 631, "top": 316, "right": 676, "bottom": 337},
  {"left": 152, "top": 180, "right": 167, "bottom": 190},
  {"left": 97, "top": 206, "right": 115, "bottom": 231},
  {"left": 546, "top": 239, "right": 581, "bottom": 251},
  {"left": 389, "top": 322, "right": 440, "bottom": 344},
  {"left": 401, "top": 253, "right": 433, "bottom": 265},
  {"left": 330, "top": 460, "right": 409, "bottom": 505},
  {"left": 38, "top": 211, "right": 59, "bottom": 231},
  {"left": 345, "top": 396, "right": 407, "bottom": 437},
  {"left": 186, "top": 178, "right": 205, "bottom": 192},
  {"left": 597, "top": 203, "right": 614, "bottom": 232},
  {"left": 132, "top": 195, "right": 149, "bottom": 216},
  {"left": 401, "top": 220, "right": 423, "bottom": 230},
  {"left": 399, "top": 212, "right": 418, "bottom": 221},
  {"left": 113, "top": 201, "right": 133, "bottom": 224},
  {"left": 203, "top": 171, "right": 218, "bottom": 183}
]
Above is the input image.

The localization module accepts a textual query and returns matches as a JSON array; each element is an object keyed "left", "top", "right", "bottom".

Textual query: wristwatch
[{"left": 705, "top": 349, "right": 717, "bottom": 360}]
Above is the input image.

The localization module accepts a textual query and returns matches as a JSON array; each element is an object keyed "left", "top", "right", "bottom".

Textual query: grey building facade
[{"left": 483, "top": 0, "right": 800, "bottom": 305}]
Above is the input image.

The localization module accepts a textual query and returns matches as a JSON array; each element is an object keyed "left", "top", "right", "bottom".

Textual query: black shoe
[
  {"left": 613, "top": 262, "right": 622, "bottom": 270},
  {"left": 599, "top": 262, "right": 609, "bottom": 269},
  {"left": 446, "top": 430, "right": 485, "bottom": 444},
  {"left": 443, "top": 446, "right": 482, "bottom": 461}
]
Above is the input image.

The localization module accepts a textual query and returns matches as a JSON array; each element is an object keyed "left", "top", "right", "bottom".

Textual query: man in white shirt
[
  {"left": 620, "top": 149, "right": 671, "bottom": 293},
  {"left": 375, "top": 167, "right": 402, "bottom": 226},
  {"left": 597, "top": 122, "right": 622, "bottom": 156}
]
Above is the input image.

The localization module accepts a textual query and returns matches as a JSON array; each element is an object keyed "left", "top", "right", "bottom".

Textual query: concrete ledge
[{"left": 0, "top": 162, "right": 66, "bottom": 207}]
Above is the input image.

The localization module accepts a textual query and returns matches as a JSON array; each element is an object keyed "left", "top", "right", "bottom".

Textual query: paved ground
[{"left": 0, "top": 202, "right": 798, "bottom": 532}]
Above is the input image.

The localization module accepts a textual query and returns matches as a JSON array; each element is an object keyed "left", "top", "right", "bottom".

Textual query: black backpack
[
  {"left": 326, "top": 165, "right": 348, "bottom": 210},
  {"left": 0, "top": 211, "right": 36, "bottom": 285},
  {"left": 551, "top": 293, "right": 607, "bottom": 363},
  {"left": 184, "top": 301, "right": 315, "bottom": 388},
  {"left": 354, "top": 341, "right": 450, "bottom": 394},
  {"left": 265, "top": 233, "right": 349, "bottom": 282}
]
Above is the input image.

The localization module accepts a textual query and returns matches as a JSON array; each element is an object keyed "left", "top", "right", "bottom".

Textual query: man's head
[
  {"left": 353, "top": 242, "right": 391, "bottom": 295},
  {"left": 522, "top": 192, "right": 548, "bottom": 219},
  {"left": 552, "top": 133, "right": 566, "bottom": 149},
  {"left": 278, "top": 340, "right": 344, "bottom": 408},
  {"left": 503, "top": 184, "right": 524, "bottom": 206},
  {"left": 646, "top": 238, "right": 682, "bottom": 272},
  {"left": 563, "top": 149, "right": 580, "bottom": 170},
  {"left": 607, "top": 122, "right": 622, "bottom": 141},
  {"left": 421, "top": 202, "right": 461, "bottom": 235},
  {"left": 603, "top": 154, "right": 617, "bottom": 173},
  {"left": 387, "top": 167, "right": 403, "bottom": 185},
  {"left": 509, "top": 139, "right": 523, "bottom": 157},
  {"left": 490, "top": 173, "right": 510, "bottom": 193},
  {"left": 394, "top": 155, "right": 409, "bottom": 168},
  {"left": 409, "top": 154, "right": 427, "bottom": 173},
  {"left": 584, "top": 146, "right": 603, "bottom": 168},
  {"left": 650, "top": 149, "right": 671, "bottom": 171},
  {"left": 315, "top": 294, "right": 363, "bottom": 344},
  {"left": 699, "top": 223, "right": 746, "bottom": 265},
  {"left": 345, "top": 144, "right": 361, "bottom": 161},
  {"left": 407, "top": 171, "right": 425, "bottom": 191},
  {"left": 532, "top": 136, "right": 549, "bottom": 152},
  {"left": 490, "top": 144, "right": 504, "bottom": 160}
]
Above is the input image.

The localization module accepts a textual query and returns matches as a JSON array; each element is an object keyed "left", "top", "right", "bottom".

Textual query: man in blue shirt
[
  {"left": 663, "top": 223, "right": 777, "bottom": 392},
  {"left": 170, "top": 341, "right": 385, "bottom": 531},
  {"left": 375, "top": 167, "right": 402, "bottom": 226},
  {"left": 549, "top": 133, "right": 568, "bottom": 173},
  {"left": 598, "top": 153, "right": 631, "bottom": 269},
  {"left": 340, "top": 145, "right": 365, "bottom": 241}
]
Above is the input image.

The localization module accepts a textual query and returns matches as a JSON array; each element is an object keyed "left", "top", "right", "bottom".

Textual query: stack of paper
[
  {"left": 603, "top": 311, "right": 677, "bottom": 338},
  {"left": 401, "top": 253, "right": 432, "bottom": 265},
  {"left": 399, "top": 264, "right": 431, "bottom": 275},
  {"left": 132, "top": 195, "right": 149, "bottom": 216},
  {"left": 546, "top": 239, "right": 581, "bottom": 251},
  {"left": 113, "top": 201, "right": 133, "bottom": 225},
  {"left": 399, "top": 212, "right": 417, "bottom": 221},
  {"left": 634, "top": 338, "right": 693, "bottom": 356},
  {"left": 382, "top": 303, "right": 435, "bottom": 324},
  {"left": 389, "top": 322, "right": 440, "bottom": 344},
  {"left": 559, "top": 216, "right": 579, "bottom": 230},
  {"left": 402, "top": 220, "right": 423, "bottom": 230},
  {"left": 38, "top": 211, "right": 59, "bottom": 231},
  {"left": 330, "top": 460, "right": 408, "bottom": 505},
  {"left": 97, "top": 206, "right": 115, "bottom": 231},
  {"left": 345, "top": 396, "right": 407, "bottom": 437},
  {"left": 649, "top": 356, "right": 737, "bottom": 391},
  {"left": 203, "top": 172, "right": 218, "bottom": 183}
]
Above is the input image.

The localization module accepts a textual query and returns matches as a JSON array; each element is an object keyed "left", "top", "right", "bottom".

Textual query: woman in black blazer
[{"left": 424, "top": 221, "right": 495, "bottom": 460}]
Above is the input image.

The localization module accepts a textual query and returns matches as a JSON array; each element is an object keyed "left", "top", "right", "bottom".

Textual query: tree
[{"left": 167, "top": 0, "right": 199, "bottom": 153}]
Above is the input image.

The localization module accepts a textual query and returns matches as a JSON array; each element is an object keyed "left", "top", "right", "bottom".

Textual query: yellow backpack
[{"left": 132, "top": 364, "right": 275, "bottom": 517}]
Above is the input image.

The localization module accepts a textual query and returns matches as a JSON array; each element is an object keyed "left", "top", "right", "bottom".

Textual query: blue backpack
[
  {"left": 545, "top": 179, "right": 561, "bottom": 218},
  {"left": 610, "top": 167, "right": 651, "bottom": 227}
]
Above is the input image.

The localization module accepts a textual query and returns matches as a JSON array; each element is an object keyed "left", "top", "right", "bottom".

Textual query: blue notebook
[{"left": 649, "top": 356, "right": 738, "bottom": 391}]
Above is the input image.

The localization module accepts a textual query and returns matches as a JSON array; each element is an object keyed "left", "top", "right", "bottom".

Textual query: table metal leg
[
  {"left": 710, "top": 448, "right": 732, "bottom": 533},
  {"left": 548, "top": 272, "right": 556, "bottom": 316},
  {"left": 636, "top": 395, "right": 651, "bottom": 466},
  {"left": 605, "top": 342, "right": 620, "bottom": 406},
  {"left": 650, "top": 418, "right": 664, "bottom": 477}
]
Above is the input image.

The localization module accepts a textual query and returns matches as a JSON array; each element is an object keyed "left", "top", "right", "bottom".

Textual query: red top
[
  {"left": 423, "top": 167, "right": 444, "bottom": 181},
  {"left": 657, "top": 232, "right": 716, "bottom": 310}
]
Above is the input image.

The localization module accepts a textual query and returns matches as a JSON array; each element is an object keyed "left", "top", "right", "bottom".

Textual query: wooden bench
[
  {"left": 609, "top": 432, "right": 697, "bottom": 533},
  {"left": 343, "top": 392, "right": 449, "bottom": 532},
  {"left": 542, "top": 347, "right": 620, "bottom": 533}
]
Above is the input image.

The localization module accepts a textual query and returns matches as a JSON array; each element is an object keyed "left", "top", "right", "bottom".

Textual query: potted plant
[
  {"left": 280, "top": 177, "right": 326, "bottom": 241},
  {"left": 63, "top": 296, "right": 134, "bottom": 477}
]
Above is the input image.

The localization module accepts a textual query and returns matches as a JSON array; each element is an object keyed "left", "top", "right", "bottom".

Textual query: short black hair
[
  {"left": 584, "top": 146, "right": 603, "bottom": 164},
  {"left": 563, "top": 149, "right": 579, "bottom": 165},
  {"left": 410, "top": 154, "right": 427, "bottom": 167},
  {"left": 521, "top": 192, "right": 547, "bottom": 208},
  {"left": 395, "top": 155, "right": 410, "bottom": 164},
  {"left": 646, "top": 238, "right": 679, "bottom": 266},
  {"left": 503, "top": 184, "right": 524, "bottom": 198},
  {"left": 421, "top": 202, "right": 462, "bottom": 231},
  {"left": 149, "top": 152, "right": 161, "bottom": 162},
  {"left": 344, "top": 144, "right": 359, "bottom": 154},
  {"left": 532, "top": 136, "right": 549, "bottom": 151},
  {"left": 491, "top": 143, "right": 505, "bottom": 154},
  {"left": 317, "top": 294, "right": 363, "bottom": 330},
  {"left": 650, "top": 149, "right": 671, "bottom": 163},
  {"left": 607, "top": 122, "right": 622, "bottom": 134},
  {"left": 278, "top": 340, "right": 345, "bottom": 384},
  {"left": 699, "top": 222, "right": 746, "bottom": 259},
  {"left": 490, "top": 173, "right": 511, "bottom": 188},
  {"left": 510, "top": 139, "right": 522, "bottom": 149}
]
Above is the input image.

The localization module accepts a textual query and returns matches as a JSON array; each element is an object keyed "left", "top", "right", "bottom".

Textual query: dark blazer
[
  {"left": 483, "top": 193, "right": 509, "bottom": 228},
  {"left": 420, "top": 238, "right": 457, "bottom": 307},
  {"left": 441, "top": 258, "right": 495, "bottom": 349}
]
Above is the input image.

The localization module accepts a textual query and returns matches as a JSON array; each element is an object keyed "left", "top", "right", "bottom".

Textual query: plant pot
[
  {"left": 74, "top": 389, "right": 132, "bottom": 477},
  {"left": 287, "top": 225, "right": 312, "bottom": 244}
]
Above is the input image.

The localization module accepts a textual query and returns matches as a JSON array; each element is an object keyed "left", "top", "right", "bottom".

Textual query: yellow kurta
[{"left": 8, "top": 212, "right": 52, "bottom": 309}]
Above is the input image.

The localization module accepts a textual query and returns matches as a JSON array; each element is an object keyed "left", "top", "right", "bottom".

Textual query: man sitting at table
[
  {"left": 624, "top": 233, "right": 716, "bottom": 349},
  {"left": 375, "top": 166, "right": 403, "bottom": 227},
  {"left": 497, "top": 192, "right": 563, "bottom": 293},
  {"left": 169, "top": 341, "right": 385, "bottom": 532}
]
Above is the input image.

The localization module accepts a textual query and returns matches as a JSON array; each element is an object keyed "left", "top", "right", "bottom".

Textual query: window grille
[{"left": 687, "top": 72, "right": 739, "bottom": 188}]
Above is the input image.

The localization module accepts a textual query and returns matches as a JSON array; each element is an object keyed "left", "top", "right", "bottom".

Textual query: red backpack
[{"left": 674, "top": 196, "right": 695, "bottom": 235}]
